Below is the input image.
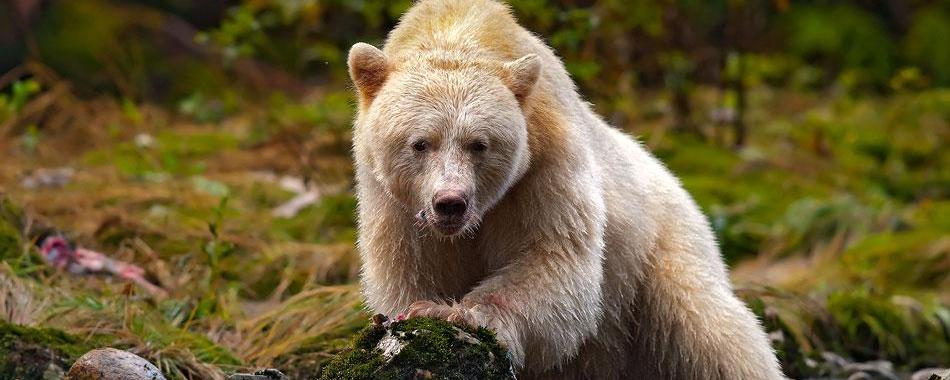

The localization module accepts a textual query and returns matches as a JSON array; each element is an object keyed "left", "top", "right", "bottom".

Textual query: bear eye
[
  {"left": 468, "top": 141, "right": 488, "bottom": 153},
  {"left": 411, "top": 139, "right": 429, "bottom": 152}
]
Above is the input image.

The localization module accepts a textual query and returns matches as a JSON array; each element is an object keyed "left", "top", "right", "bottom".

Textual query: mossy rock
[
  {"left": 0, "top": 321, "right": 94, "bottom": 380},
  {"left": 318, "top": 317, "right": 514, "bottom": 380}
]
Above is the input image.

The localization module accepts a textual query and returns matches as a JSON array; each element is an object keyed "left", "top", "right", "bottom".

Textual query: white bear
[{"left": 346, "top": 1, "right": 783, "bottom": 378}]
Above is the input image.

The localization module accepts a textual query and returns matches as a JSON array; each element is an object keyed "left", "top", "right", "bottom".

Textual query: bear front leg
[{"left": 407, "top": 235, "right": 606, "bottom": 373}]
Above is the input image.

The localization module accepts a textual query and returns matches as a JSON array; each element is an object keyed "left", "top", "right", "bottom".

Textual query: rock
[
  {"left": 0, "top": 321, "right": 93, "bottom": 379},
  {"left": 66, "top": 348, "right": 165, "bottom": 380},
  {"left": 808, "top": 351, "right": 904, "bottom": 380},
  {"left": 20, "top": 167, "right": 75, "bottom": 190},
  {"left": 843, "top": 360, "right": 898, "bottom": 380},
  {"left": 319, "top": 315, "right": 514, "bottom": 380},
  {"left": 228, "top": 368, "right": 289, "bottom": 380},
  {"left": 820, "top": 351, "right": 852, "bottom": 371},
  {"left": 911, "top": 368, "right": 950, "bottom": 380}
]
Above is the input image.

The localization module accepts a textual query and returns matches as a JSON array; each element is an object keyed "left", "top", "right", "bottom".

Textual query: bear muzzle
[{"left": 428, "top": 189, "right": 470, "bottom": 235}]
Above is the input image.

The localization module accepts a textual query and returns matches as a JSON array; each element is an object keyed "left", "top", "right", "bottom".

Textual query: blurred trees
[
  {"left": 0, "top": 0, "right": 947, "bottom": 142},
  {"left": 3, "top": 0, "right": 947, "bottom": 92}
]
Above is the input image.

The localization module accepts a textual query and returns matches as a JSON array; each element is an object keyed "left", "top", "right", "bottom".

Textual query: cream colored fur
[{"left": 347, "top": 0, "right": 784, "bottom": 378}]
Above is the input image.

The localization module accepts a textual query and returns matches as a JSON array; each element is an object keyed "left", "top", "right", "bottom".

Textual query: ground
[{"left": 0, "top": 84, "right": 946, "bottom": 379}]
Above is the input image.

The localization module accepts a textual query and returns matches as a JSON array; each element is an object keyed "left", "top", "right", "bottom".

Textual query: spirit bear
[{"left": 347, "top": 0, "right": 783, "bottom": 378}]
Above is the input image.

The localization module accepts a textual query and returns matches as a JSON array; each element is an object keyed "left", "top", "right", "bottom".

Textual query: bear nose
[{"left": 432, "top": 190, "right": 467, "bottom": 218}]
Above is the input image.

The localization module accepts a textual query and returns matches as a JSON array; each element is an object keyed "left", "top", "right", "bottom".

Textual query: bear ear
[
  {"left": 348, "top": 43, "right": 390, "bottom": 102},
  {"left": 502, "top": 54, "right": 541, "bottom": 101}
]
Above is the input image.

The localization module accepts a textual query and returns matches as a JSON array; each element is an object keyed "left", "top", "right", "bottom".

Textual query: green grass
[{"left": 0, "top": 85, "right": 946, "bottom": 378}]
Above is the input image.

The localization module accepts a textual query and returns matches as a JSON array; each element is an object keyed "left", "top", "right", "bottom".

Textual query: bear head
[{"left": 348, "top": 42, "right": 540, "bottom": 237}]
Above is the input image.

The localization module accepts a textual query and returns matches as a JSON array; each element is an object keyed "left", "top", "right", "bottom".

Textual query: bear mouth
[
  {"left": 432, "top": 219, "right": 465, "bottom": 235},
  {"left": 415, "top": 209, "right": 467, "bottom": 236}
]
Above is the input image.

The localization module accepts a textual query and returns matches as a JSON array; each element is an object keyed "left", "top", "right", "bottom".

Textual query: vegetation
[
  {"left": 319, "top": 317, "right": 513, "bottom": 380},
  {"left": 0, "top": 321, "right": 95, "bottom": 379},
  {"left": 0, "top": 0, "right": 946, "bottom": 379}
]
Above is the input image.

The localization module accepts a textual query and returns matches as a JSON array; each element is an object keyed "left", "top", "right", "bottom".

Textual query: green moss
[
  {"left": 319, "top": 317, "right": 514, "bottom": 380},
  {"left": 0, "top": 321, "right": 96, "bottom": 380}
]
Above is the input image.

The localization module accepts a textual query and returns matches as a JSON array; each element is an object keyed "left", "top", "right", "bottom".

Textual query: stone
[
  {"left": 319, "top": 316, "right": 514, "bottom": 380},
  {"left": 66, "top": 348, "right": 165, "bottom": 380}
]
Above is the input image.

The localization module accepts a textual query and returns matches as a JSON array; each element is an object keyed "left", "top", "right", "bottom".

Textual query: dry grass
[
  {"left": 0, "top": 82, "right": 365, "bottom": 378},
  {"left": 0, "top": 266, "right": 45, "bottom": 325},
  {"left": 237, "top": 285, "right": 367, "bottom": 365}
]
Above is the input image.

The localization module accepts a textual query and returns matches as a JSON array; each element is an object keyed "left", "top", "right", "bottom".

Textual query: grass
[{"left": 0, "top": 79, "right": 946, "bottom": 378}]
